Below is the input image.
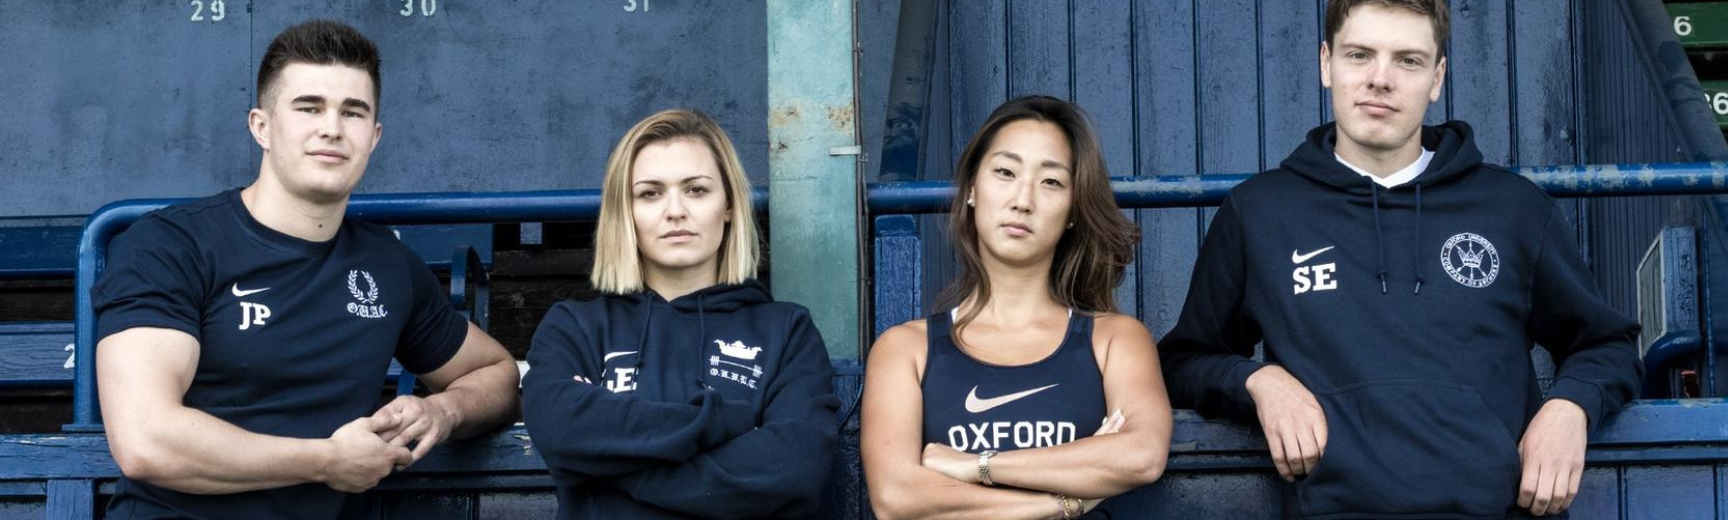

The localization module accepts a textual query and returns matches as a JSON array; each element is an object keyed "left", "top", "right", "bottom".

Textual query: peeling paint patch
[{"left": 826, "top": 105, "right": 854, "bottom": 130}]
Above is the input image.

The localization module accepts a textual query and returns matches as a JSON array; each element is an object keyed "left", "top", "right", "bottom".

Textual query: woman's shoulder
[
  {"left": 867, "top": 319, "right": 931, "bottom": 366},
  {"left": 1088, "top": 313, "right": 1155, "bottom": 348},
  {"left": 874, "top": 319, "right": 929, "bottom": 350}
]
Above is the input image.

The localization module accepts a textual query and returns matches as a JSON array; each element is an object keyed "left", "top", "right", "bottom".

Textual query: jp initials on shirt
[{"left": 238, "top": 302, "right": 271, "bottom": 330}]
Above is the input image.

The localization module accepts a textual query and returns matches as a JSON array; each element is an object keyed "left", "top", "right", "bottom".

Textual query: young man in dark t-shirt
[{"left": 93, "top": 20, "right": 520, "bottom": 519}]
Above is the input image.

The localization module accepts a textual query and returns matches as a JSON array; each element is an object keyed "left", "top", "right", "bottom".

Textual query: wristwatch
[{"left": 977, "top": 450, "right": 999, "bottom": 486}]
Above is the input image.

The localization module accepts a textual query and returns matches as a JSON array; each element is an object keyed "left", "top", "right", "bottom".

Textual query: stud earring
[
  {"left": 966, "top": 197, "right": 974, "bottom": 207},
  {"left": 1067, "top": 221, "right": 1075, "bottom": 229}
]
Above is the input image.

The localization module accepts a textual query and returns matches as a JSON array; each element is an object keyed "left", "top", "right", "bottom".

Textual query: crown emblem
[
  {"left": 715, "top": 340, "right": 762, "bottom": 361},
  {"left": 1456, "top": 245, "right": 1486, "bottom": 270}
]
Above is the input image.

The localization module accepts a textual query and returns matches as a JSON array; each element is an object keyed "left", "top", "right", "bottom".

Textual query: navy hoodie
[
  {"left": 521, "top": 281, "right": 839, "bottom": 520},
  {"left": 1160, "top": 122, "right": 1642, "bottom": 518}
]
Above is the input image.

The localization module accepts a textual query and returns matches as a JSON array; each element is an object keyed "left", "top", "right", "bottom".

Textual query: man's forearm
[
  {"left": 428, "top": 357, "right": 521, "bottom": 440},
  {"left": 118, "top": 405, "right": 330, "bottom": 494}
]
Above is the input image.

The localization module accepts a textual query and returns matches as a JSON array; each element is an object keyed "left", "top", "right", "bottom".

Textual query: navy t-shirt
[{"left": 92, "top": 189, "right": 469, "bottom": 520}]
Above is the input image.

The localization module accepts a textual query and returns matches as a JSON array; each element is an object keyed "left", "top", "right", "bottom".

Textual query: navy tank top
[{"left": 920, "top": 309, "right": 1108, "bottom": 454}]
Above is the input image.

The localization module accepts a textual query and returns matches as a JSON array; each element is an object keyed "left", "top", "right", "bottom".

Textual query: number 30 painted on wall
[{"left": 402, "top": 0, "right": 438, "bottom": 17}]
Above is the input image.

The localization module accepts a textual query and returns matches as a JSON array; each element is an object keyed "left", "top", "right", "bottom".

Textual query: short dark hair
[
  {"left": 256, "top": 20, "right": 381, "bottom": 111},
  {"left": 1325, "top": 0, "right": 1450, "bottom": 60},
  {"left": 941, "top": 95, "right": 1139, "bottom": 342}
]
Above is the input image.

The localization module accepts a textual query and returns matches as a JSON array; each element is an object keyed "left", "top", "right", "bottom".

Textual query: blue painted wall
[
  {"left": 0, "top": 1, "right": 909, "bottom": 222},
  {"left": 0, "top": 2, "right": 781, "bottom": 217}
]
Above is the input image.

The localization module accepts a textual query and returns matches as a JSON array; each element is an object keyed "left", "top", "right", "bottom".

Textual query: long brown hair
[{"left": 938, "top": 95, "right": 1139, "bottom": 342}]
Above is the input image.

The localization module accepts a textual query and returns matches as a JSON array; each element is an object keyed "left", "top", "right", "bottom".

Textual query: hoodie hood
[
  {"left": 608, "top": 280, "right": 775, "bottom": 389},
  {"left": 1281, "top": 121, "right": 1484, "bottom": 193}
]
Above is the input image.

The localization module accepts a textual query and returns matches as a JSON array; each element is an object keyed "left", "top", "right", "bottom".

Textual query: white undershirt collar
[{"left": 1336, "top": 148, "right": 1434, "bottom": 188}]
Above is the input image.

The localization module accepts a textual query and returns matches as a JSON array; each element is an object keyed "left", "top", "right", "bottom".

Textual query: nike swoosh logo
[
  {"left": 231, "top": 283, "right": 271, "bottom": 297},
  {"left": 965, "top": 384, "right": 1059, "bottom": 414},
  {"left": 604, "top": 351, "right": 638, "bottom": 363},
  {"left": 1291, "top": 246, "right": 1335, "bottom": 264}
]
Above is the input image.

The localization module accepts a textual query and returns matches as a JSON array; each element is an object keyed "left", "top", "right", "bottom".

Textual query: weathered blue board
[{"left": 0, "top": 2, "right": 783, "bottom": 217}]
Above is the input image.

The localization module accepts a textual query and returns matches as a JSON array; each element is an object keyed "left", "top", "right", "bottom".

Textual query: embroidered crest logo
[
  {"left": 346, "top": 270, "right": 388, "bottom": 319},
  {"left": 709, "top": 339, "right": 764, "bottom": 389},
  {"left": 1440, "top": 233, "right": 1500, "bottom": 288}
]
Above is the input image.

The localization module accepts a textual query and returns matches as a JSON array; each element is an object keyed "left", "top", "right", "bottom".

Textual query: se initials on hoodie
[{"left": 1292, "top": 246, "right": 1339, "bottom": 295}]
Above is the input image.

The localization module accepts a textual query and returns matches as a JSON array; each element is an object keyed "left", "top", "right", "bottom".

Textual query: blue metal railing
[{"left": 866, "top": 162, "right": 1728, "bottom": 214}]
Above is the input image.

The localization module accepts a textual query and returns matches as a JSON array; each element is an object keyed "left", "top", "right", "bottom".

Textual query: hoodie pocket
[{"left": 1297, "top": 379, "right": 1520, "bottom": 517}]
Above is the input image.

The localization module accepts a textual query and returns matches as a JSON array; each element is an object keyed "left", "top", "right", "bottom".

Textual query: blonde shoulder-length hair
[{"left": 591, "top": 108, "right": 760, "bottom": 294}]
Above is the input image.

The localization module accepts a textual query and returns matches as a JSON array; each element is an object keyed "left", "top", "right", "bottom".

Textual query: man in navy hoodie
[{"left": 1160, "top": 0, "right": 1642, "bottom": 517}]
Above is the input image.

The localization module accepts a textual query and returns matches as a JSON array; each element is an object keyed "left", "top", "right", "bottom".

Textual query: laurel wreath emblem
[{"left": 347, "top": 270, "right": 380, "bottom": 304}]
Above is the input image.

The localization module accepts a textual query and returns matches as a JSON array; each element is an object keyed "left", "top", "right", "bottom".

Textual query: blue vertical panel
[
  {"left": 1133, "top": 0, "right": 1200, "bottom": 335},
  {"left": 922, "top": 4, "right": 956, "bottom": 183},
  {"left": 873, "top": 216, "right": 922, "bottom": 338},
  {"left": 1073, "top": 0, "right": 1136, "bottom": 178},
  {"left": 1719, "top": 464, "right": 1728, "bottom": 518},
  {"left": 1108, "top": 473, "right": 1281, "bottom": 518},
  {"left": 1511, "top": 0, "right": 1579, "bottom": 168},
  {"left": 43, "top": 479, "right": 92, "bottom": 520},
  {"left": 1623, "top": 465, "right": 1713, "bottom": 520},
  {"left": 1073, "top": 0, "right": 1139, "bottom": 316},
  {"left": 1196, "top": 0, "right": 1262, "bottom": 178},
  {"left": 1569, "top": 466, "right": 1621, "bottom": 518},
  {"left": 1259, "top": 0, "right": 1323, "bottom": 171},
  {"left": 0, "top": 3, "right": 251, "bottom": 217},
  {"left": 1446, "top": 0, "right": 1512, "bottom": 165},
  {"left": 949, "top": 1, "right": 1007, "bottom": 146},
  {"left": 860, "top": 0, "right": 907, "bottom": 183},
  {"left": 1006, "top": 0, "right": 1070, "bottom": 98},
  {"left": 250, "top": 2, "right": 769, "bottom": 192}
]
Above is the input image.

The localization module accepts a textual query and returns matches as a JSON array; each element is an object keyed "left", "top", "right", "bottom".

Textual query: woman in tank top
[{"left": 861, "top": 95, "right": 1172, "bottom": 519}]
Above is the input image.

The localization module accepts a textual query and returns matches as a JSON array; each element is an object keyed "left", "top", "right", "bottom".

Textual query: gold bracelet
[{"left": 1053, "top": 494, "right": 1077, "bottom": 519}]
